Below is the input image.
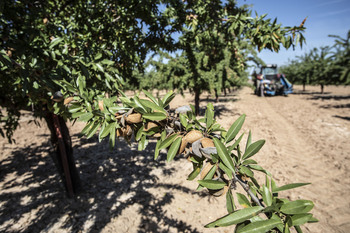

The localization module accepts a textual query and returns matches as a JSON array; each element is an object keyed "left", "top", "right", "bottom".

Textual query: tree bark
[
  {"left": 44, "top": 112, "right": 81, "bottom": 196},
  {"left": 303, "top": 83, "right": 306, "bottom": 91},
  {"left": 320, "top": 84, "right": 324, "bottom": 94}
]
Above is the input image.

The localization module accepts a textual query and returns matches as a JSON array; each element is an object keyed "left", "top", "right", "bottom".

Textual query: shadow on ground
[{"left": 0, "top": 134, "right": 206, "bottom": 233}]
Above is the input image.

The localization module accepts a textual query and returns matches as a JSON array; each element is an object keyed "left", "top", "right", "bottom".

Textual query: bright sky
[{"left": 238, "top": 0, "right": 350, "bottom": 67}]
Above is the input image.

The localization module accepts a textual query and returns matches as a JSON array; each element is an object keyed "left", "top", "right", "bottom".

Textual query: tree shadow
[
  {"left": 334, "top": 115, "right": 350, "bottom": 121},
  {"left": 0, "top": 134, "right": 207, "bottom": 232},
  {"left": 307, "top": 95, "right": 350, "bottom": 101},
  {"left": 321, "top": 103, "right": 350, "bottom": 109}
]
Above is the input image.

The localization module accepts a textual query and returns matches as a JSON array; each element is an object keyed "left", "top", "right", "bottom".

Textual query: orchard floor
[{"left": 1, "top": 85, "right": 349, "bottom": 233}]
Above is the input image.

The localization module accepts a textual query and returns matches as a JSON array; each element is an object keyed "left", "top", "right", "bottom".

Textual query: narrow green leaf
[
  {"left": 154, "top": 138, "right": 162, "bottom": 160},
  {"left": 139, "top": 99, "right": 166, "bottom": 113},
  {"left": 138, "top": 134, "right": 148, "bottom": 151},
  {"left": 142, "top": 112, "right": 167, "bottom": 121},
  {"left": 197, "top": 180, "right": 226, "bottom": 190},
  {"left": 228, "top": 133, "right": 244, "bottom": 152},
  {"left": 167, "top": 137, "right": 182, "bottom": 162},
  {"left": 109, "top": 124, "right": 116, "bottom": 149},
  {"left": 237, "top": 193, "right": 252, "bottom": 208},
  {"left": 159, "top": 134, "right": 178, "bottom": 150},
  {"left": 290, "top": 213, "right": 313, "bottom": 226},
  {"left": 213, "top": 138, "right": 235, "bottom": 172},
  {"left": 81, "top": 121, "right": 94, "bottom": 135},
  {"left": 96, "top": 63, "right": 104, "bottom": 72},
  {"left": 248, "top": 164, "right": 271, "bottom": 176},
  {"left": 205, "top": 103, "right": 214, "bottom": 129},
  {"left": 86, "top": 122, "right": 99, "bottom": 139},
  {"left": 226, "top": 189, "right": 236, "bottom": 213},
  {"left": 179, "top": 114, "right": 188, "bottom": 128},
  {"left": 219, "top": 162, "right": 233, "bottom": 179},
  {"left": 162, "top": 91, "right": 175, "bottom": 107},
  {"left": 242, "top": 159, "right": 257, "bottom": 165},
  {"left": 245, "top": 130, "right": 252, "bottom": 151},
  {"left": 78, "top": 112, "right": 93, "bottom": 122},
  {"left": 100, "top": 122, "right": 115, "bottom": 139},
  {"left": 262, "top": 186, "right": 272, "bottom": 206},
  {"left": 226, "top": 114, "right": 245, "bottom": 143},
  {"left": 187, "top": 163, "right": 202, "bottom": 181},
  {"left": 236, "top": 218, "right": 282, "bottom": 233},
  {"left": 242, "top": 140, "right": 265, "bottom": 160},
  {"left": 280, "top": 200, "right": 314, "bottom": 214},
  {"left": 273, "top": 183, "right": 311, "bottom": 193},
  {"left": 49, "top": 37, "right": 63, "bottom": 49},
  {"left": 205, "top": 206, "right": 264, "bottom": 228},
  {"left": 142, "top": 89, "right": 158, "bottom": 104},
  {"left": 239, "top": 166, "right": 254, "bottom": 177}
]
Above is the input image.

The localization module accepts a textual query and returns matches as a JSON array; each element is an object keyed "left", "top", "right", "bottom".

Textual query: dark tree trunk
[
  {"left": 320, "top": 84, "right": 324, "bottom": 94},
  {"left": 44, "top": 112, "right": 81, "bottom": 197},
  {"left": 194, "top": 88, "right": 200, "bottom": 116},
  {"left": 223, "top": 88, "right": 227, "bottom": 97},
  {"left": 215, "top": 90, "right": 219, "bottom": 103},
  {"left": 303, "top": 83, "right": 306, "bottom": 91}
]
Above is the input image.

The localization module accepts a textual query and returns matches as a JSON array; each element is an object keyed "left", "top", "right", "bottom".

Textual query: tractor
[{"left": 252, "top": 64, "right": 293, "bottom": 96}]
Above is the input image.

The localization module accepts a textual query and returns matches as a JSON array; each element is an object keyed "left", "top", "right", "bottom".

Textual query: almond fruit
[
  {"left": 144, "top": 122, "right": 158, "bottom": 131},
  {"left": 126, "top": 113, "right": 142, "bottom": 124},
  {"left": 63, "top": 97, "right": 74, "bottom": 105},
  {"left": 178, "top": 137, "right": 188, "bottom": 154},
  {"left": 184, "top": 130, "right": 203, "bottom": 143},
  {"left": 98, "top": 100, "right": 104, "bottom": 111},
  {"left": 201, "top": 137, "right": 214, "bottom": 148}
]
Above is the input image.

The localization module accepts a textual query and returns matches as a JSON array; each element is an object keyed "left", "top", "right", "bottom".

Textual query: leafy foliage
[{"left": 280, "top": 30, "right": 350, "bottom": 92}]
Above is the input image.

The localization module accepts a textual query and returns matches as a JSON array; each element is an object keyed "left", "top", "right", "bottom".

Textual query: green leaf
[
  {"left": 213, "top": 138, "right": 235, "bottom": 172},
  {"left": 273, "top": 183, "right": 311, "bottom": 193},
  {"left": 109, "top": 124, "right": 116, "bottom": 149},
  {"left": 228, "top": 133, "right": 244, "bottom": 152},
  {"left": 166, "top": 137, "right": 182, "bottom": 162},
  {"left": 179, "top": 114, "right": 188, "bottom": 128},
  {"left": 290, "top": 213, "right": 313, "bottom": 226},
  {"left": 96, "top": 63, "right": 104, "bottom": 72},
  {"left": 99, "top": 122, "right": 115, "bottom": 139},
  {"left": 159, "top": 134, "right": 178, "bottom": 150},
  {"left": 237, "top": 193, "right": 252, "bottom": 208},
  {"left": 49, "top": 37, "right": 64, "bottom": 49},
  {"left": 81, "top": 121, "right": 94, "bottom": 135},
  {"left": 197, "top": 180, "right": 226, "bottom": 190},
  {"left": 78, "top": 112, "right": 93, "bottom": 122},
  {"left": 187, "top": 163, "right": 202, "bottom": 181},
  {"left": 242, "top": 140, "right": 265, "bottom": 160},
  {"left": 248, "top": 164, "right": 271, "bottom": 176},
  {"left": 245, "top": 130, "right": 252, "bottom": 151},
  {"left": 142, "top": 112, "right": 167, "bottom": 121},
  {"left": 241, "top": 159, "right": 257, "bottom": 165},
  {"left": 226, "top": 114, "right": 245, "bottom": 143},
  {"left": 205, "top": 103, "right": 214, "bottom": 129},
  {"left": 162, "top": 91, "right": 175, "bottom": 107},
  {"left": 262, "top": 186, "right": 272, "bottom": 206},
  {"left": 239, "top": 166, "right": 254, "bottom": 177},
  {"left": 236, "top": 218, "right": 282, "bottom": 233},
  {"left": 138, "top": 134, "right": 148, "bottom": 151},
  {"left": 219, "top": 162, "right": 233, "bottom": 179},
  {"left": 142, "top": 89, "right": 158, "bottom": 104},
  {"left": 205, "top": 206, "right": 264, "bottom": 228},
  {"left": 139, "top": 99, "right": 166, "bottom": 113},
  {"left": 280, "top": 200, "right": 314, "bottom": 214},
  {"left": 226, "top": 189, "right": 236, "bottom": 213},
  {"left": 154, "top": 138, "right": 162, "bottom": 160},
  {"left": 86, "top": 122, "right": 99, "bottom": 139}
]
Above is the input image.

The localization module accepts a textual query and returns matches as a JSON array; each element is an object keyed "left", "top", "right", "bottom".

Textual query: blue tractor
[{"left": 253, "top": 64, "right": 293, "bottom": 96}]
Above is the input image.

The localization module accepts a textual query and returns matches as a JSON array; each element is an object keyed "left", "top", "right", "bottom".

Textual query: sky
[{"left": 237, "top": 0, "right": 350, "bottom": 68}]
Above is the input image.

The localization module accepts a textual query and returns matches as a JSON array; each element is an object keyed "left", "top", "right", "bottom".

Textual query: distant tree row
[{"left": 280, "top": 30, "right": 350, "bottom": 93}]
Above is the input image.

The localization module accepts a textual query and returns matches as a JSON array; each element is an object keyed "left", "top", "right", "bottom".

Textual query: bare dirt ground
[{"left": 1, "top": 85, "right": 349, "bottom": 233}]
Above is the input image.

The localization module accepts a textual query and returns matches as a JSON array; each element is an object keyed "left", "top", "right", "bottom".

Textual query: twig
[{"left": 233, "top": 173, "right": 264, "bottom": 207}]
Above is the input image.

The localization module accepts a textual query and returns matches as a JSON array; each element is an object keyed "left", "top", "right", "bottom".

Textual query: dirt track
[{"left": 1, "top": 85, "right": 349, "bottom": 233}]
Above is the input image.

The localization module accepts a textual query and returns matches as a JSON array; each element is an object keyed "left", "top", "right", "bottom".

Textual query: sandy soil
[{"left": 0, "top": 85, "right": 349, "bottom": 233}]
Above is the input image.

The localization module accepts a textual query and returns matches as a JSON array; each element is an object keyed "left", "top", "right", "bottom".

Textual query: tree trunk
[
  {"left": 303, "top": 83, "right": 306, "bottom": 91},
  {"left": 194, "top": 88, "right": 200, "bottom": 116},
  {"left": 320, "top": 84, "right": 324, "bottom": 94},
  {"left": 215, "top": 90, "right": 219, "bottom": 103},
  {"left": 45, "top": 112, "right": 81, "bottom": 197}
]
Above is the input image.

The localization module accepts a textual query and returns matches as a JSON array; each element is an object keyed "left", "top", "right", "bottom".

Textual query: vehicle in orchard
[{"left": 253, "top": 64, "right": 293, "bottom": 96}]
